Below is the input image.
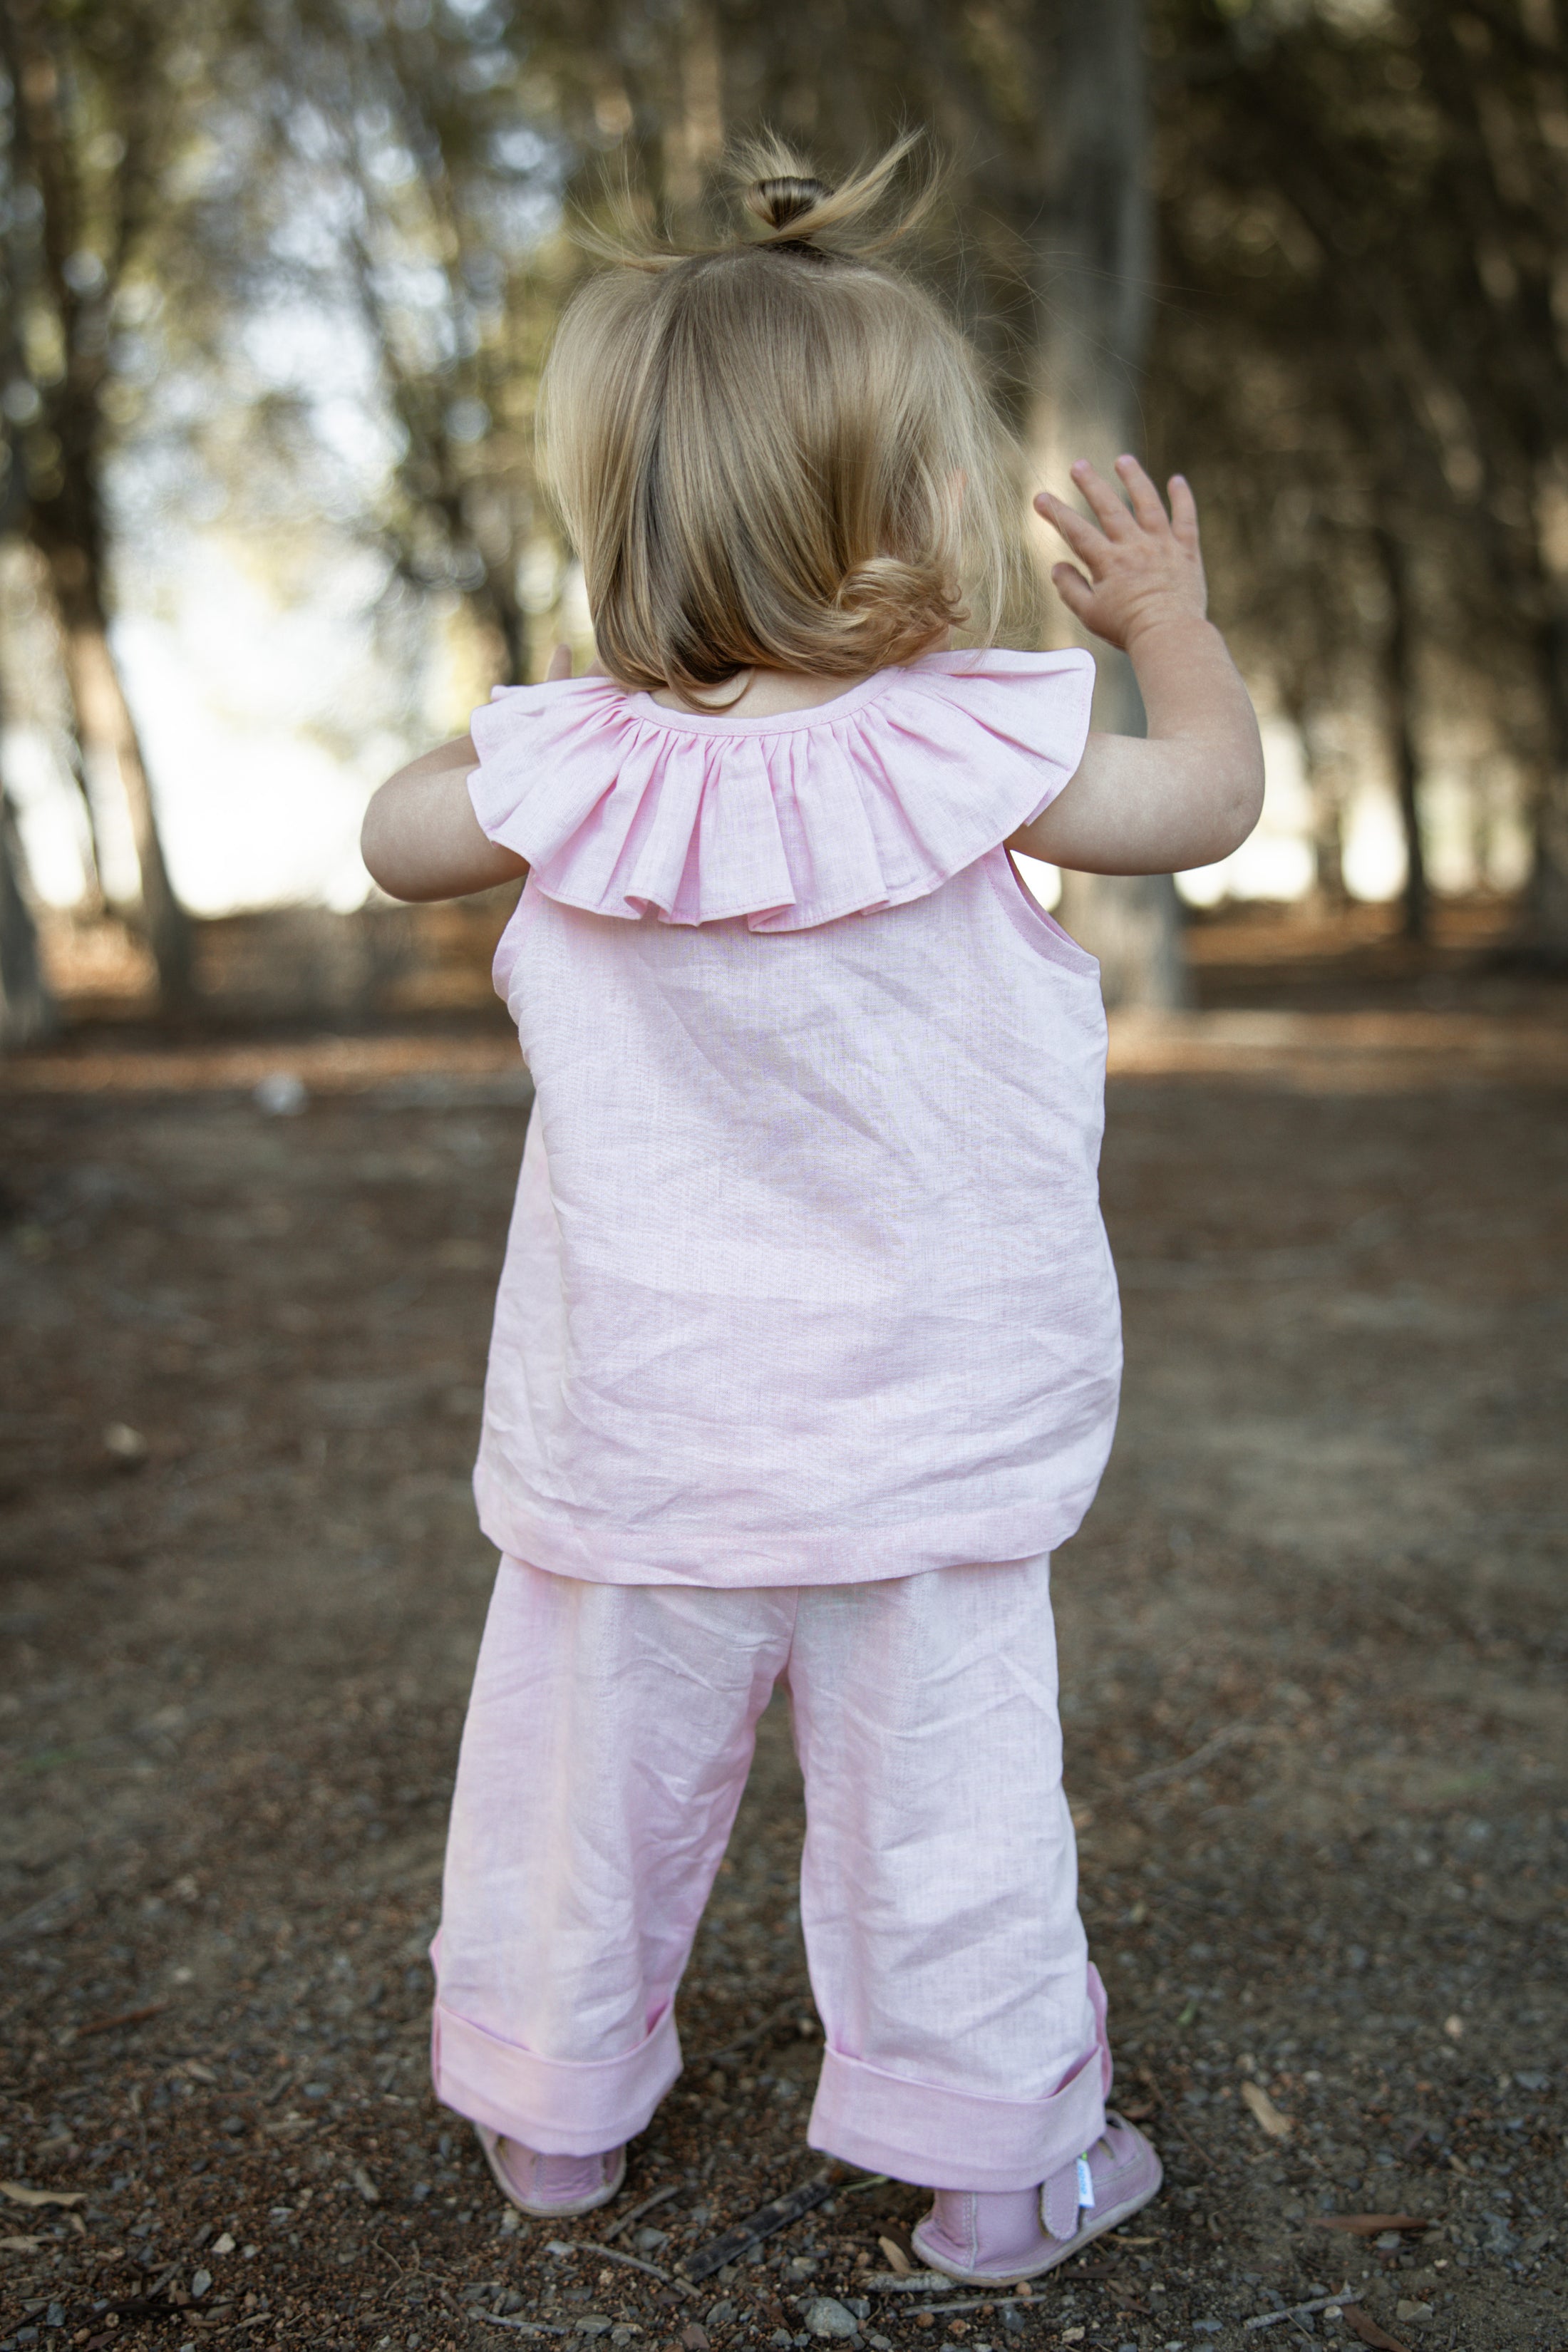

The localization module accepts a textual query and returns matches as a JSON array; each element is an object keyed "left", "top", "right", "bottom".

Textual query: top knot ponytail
[
  {"left": 729, "top": 130, "right": 929, "bottom": 257},
  {"left": 744, "top": 167, "right": 830, "bottom": 239}
]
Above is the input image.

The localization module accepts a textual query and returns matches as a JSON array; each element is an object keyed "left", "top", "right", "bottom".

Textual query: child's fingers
[
  {"left": 1035, "top": 490, "right": 1105, "bottom": 568},
  {"left": 545, "top": 642, "right": 573, "bottom": 681},
  {"left": 1167, "top": 473, "right": 1201, "bottom": 551},
  {"left": 1114, "top": 453, "right": 1168, "bottom": 533},
  {"left": 1069, "top": 459, "right": 1134, "bottom": 538},
  {"left": 1051, "top": 561, "right": 1098, "bottom": 621}
]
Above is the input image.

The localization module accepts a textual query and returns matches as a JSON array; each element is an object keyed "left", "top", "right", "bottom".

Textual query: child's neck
[{"left": 649, "top": 666, "right": 874, "bottom": 718}]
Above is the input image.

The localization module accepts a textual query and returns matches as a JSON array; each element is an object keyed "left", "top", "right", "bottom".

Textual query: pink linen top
[{"left": 465, "top": 647, "right": 1120, "bottom": 1587}]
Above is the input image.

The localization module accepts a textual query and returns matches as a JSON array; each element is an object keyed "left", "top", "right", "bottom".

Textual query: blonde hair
[{"left": 539, "top": 134, "right": 1033, "bottom": 698}]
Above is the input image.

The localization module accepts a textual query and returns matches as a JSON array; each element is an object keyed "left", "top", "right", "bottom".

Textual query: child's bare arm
[
  {"left": 1009, "top": 459, "right": 1264, "bottom": 876},
  {"left": 359, "top": 733, "right": 528, "bottom": 902},
  {"left": 361, "top": 647, "right": 589, "bottom": 901}
]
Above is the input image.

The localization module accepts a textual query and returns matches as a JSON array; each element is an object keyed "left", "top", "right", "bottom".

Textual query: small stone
[
  {"left": 706, "top": 2302, "right": 736, "bottom": 2328},
  {"left": 254, "top": 1071, "right": 308, "bottom": 1117},
  {"left": 577, "top": 2321, "right": 613, "bottom": 2338},
  {"left": 1515, "top": 2070, "right": 1550, "bottom": 2093},
  {"left": 211, "top": 2233, "right": 235, "bottom": 2256},
  {"left": 192, "top": 2269, "right": 212, "bottom": 2299},
  {"left": 805, "top": 2299, "right": 860, "bottom": 2341},
  {"left": 635, "top": 2226, "right": 671, "bottom": 2252},
  {"left": 1396, "top": 2303, "right": 1435, "bottom": 2323}
]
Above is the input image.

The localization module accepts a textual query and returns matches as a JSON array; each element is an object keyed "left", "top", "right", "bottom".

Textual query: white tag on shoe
[{"left": 1076, "top": 2154, "right": 1095, "bottom": 2211}]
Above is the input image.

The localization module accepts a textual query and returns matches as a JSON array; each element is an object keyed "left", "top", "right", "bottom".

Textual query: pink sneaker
[
  {"left": 475, "top": 2124, "right": 626, "bottom": 2217},
  {"left": 910, "top": 2114, "right": 1162, "bottom": 2286}
]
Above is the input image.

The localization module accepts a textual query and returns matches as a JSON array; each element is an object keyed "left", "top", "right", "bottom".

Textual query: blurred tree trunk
[
  {"left": 1281, "top": 673, "right": 1349, "bottom": 912},
  {"left": 1024, "top": 0, "right": 1189, "bottom": 1009},
  {"left": 1530, "top": 607, "right": 1568, "bottom": 957},
  {"left": 1300, "top": 708, "right": 1349, "bottom": 912},
  {"left": 662, "top": 0, "right": 725, "bottom": 222},
  {"left": 2, "top": 0, "right": 192, "bottom": 1000},
  {"left": 0, "top": 783, "right": 54, "bottom": 1049},
  {"left": 1371, "top": 525, "right": 1428, "bottom": 944},
  {"left": 37, "top": 537, "right": 192, "bottom": 997}
]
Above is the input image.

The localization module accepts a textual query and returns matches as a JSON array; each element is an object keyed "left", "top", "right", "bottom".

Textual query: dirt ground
[{"left": 1, "top": 902, "right": 1564, "bottom": 2352}]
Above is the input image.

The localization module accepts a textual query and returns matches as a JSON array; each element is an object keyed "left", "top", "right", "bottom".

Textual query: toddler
[{"left": 361, "top": 138, "right": 1262, "bottom": 2285}]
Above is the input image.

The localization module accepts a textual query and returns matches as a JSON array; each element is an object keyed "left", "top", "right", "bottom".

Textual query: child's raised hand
[{"left": 1033, "top": 457, "right": 1207, "bottom": 654}]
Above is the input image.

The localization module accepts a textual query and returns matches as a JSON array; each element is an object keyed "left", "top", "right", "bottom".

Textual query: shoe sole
[
  {"left": 475, "top": 2125, "right": 627, "bottom": 2218},
  {"left": 909, "top": 2147, "right": 1163, "bottom": 2287}
]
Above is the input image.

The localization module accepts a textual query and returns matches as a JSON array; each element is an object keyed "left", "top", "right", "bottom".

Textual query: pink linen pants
[{"left": 430, "top": 1554, "right": 1110, "bottom": 2192}]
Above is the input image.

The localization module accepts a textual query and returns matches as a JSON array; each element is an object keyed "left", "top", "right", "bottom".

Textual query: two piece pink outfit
[{"left": 432, "top": 650, "right": 1124, "bottom": 2194}]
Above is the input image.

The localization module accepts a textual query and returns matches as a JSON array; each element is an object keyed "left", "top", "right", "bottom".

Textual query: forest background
[
  {"left": 3, "top": 12, "right": 1566, "bottom": 2343},
  {"left": 1, "top": 0, "right": 1567, "bottom": 1033}
]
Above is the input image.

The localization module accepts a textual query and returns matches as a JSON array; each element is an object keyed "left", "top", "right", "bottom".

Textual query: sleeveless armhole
[{"left": 987, "top": 850, "right": 1102, "bottom": 977}]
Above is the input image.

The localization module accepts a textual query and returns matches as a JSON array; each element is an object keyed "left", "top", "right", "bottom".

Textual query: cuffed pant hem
[
  {"left": 430, "top": 1997, "right": 681, "bottom": 2157},
  {"left": 807, "top": 2042, "right": 1108, "bottom": 2194}
]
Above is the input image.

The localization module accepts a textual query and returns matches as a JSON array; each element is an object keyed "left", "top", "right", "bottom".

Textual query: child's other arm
[
  {"left": 1009, "top": 458, "right": 1264, "bottom": 876},
  {"left": 360, "top": 733, "right": 528, "bottom": 902}
]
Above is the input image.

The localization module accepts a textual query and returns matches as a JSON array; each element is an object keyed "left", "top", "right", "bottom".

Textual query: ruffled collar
[{"left": 467, "top": 648, "right": 1094, "bottom": 934}]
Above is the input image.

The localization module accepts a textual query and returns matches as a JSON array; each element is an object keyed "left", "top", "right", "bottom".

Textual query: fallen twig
[
  {"left": 548, "top": 2235, "right": 698, "bottom": 2301},
  {"left": 469, "top": 2317, "right": 574, "bottom": 2336},
  {"left": 860, "top": 2293, "right": 1046, "bottom": 2319},
  {"left": 681, "top": 2172, "right": 834, "bottom": 2283},
  {"left": 1243, "top": 2284, "right": 1352, "bottom": 2333},
  {"left": 1339, "top": 2309, "right": 1413, "bottom": 2352},
  {"left": 0, "top": 1884, "right": 84, "bottom": 1948},
  {"left": 1135, "top": 2069, "right": 1217, "bottom": 2170},
  {"left": 72, "top": 2000, "right": 170, "bottom": 2041},
  {"left": 698, "top": 2000, "right": 817, "bottom": 2069},
  {"left": 1128, "top": 1721, "right": 1255, "bottom": 1794},
  {"left": 584, "top": 2242, "right": 686, "bottom": 2288},
  {"left": 105, "top": 2259, "right": 185, "bottom": 2320},
  {"left": 1309, "top": 2214, "right": 1429, "bottom": 2237},
  {"left": 601, "top": 2182, "right": 683, "bottom": 2244}
]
